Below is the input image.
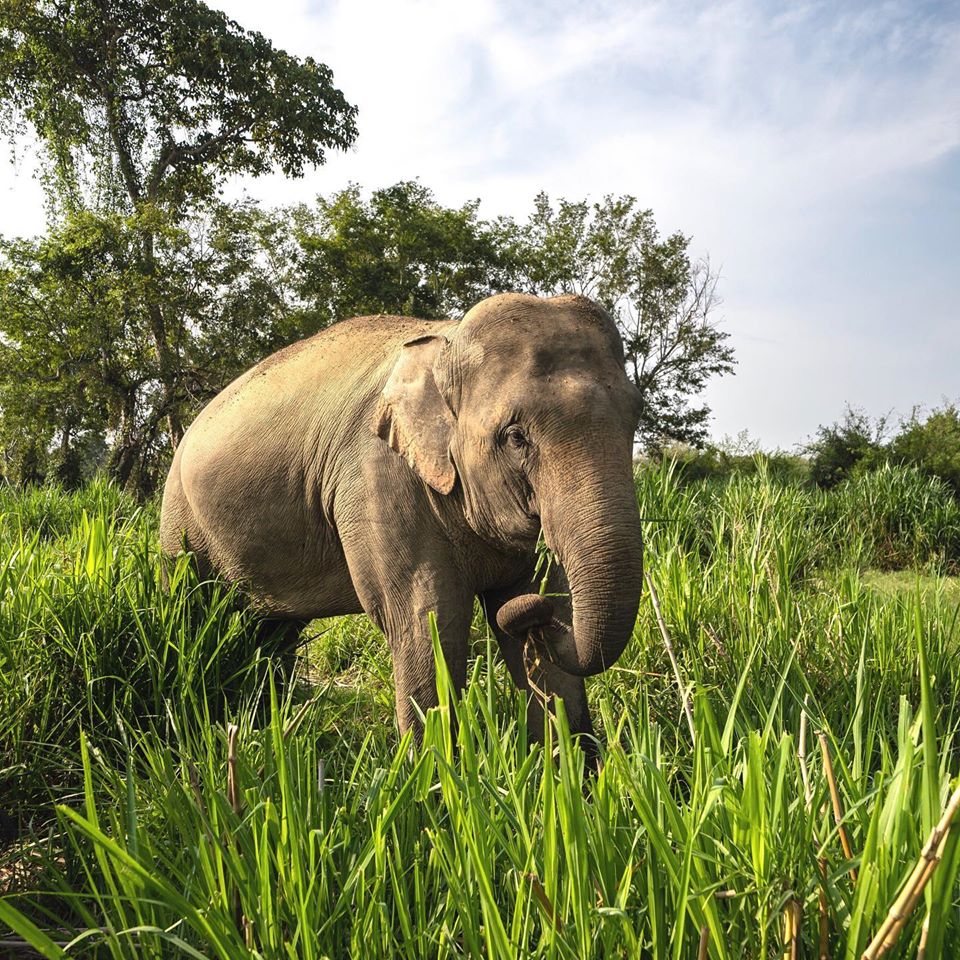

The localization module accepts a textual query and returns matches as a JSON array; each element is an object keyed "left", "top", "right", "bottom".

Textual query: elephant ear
[{"left": 374, "top": 335, "right": 457, "bottom": 495}]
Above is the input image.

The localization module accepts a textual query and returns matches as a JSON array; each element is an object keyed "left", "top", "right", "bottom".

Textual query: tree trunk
[
  {"left": 103, "top": 75, "right": 183, "bottom": 454},
  {"left": 107, "top": 392, "right": 140, "bottom": 490},
  {"left": 140, "top": 230, "right": 183, "bottom": 450}
]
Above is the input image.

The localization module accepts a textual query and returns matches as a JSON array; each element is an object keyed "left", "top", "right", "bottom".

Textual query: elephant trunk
[{"left": 536, "top": 447, "right": 644, "bottom": 677}]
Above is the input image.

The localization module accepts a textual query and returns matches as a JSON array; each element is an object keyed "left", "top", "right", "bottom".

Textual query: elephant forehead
[
  {"left": 467, "top": 372, "right": 624, "bottom": 426},
  {"left": 464, "top": 334, "right": 623, "bottom": 386},
  {"left": 471, "top": 298, "right": 620, "bottom": 351}
]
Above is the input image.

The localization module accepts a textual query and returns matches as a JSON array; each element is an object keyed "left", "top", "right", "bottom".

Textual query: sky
[{"left": 1, "top": 0, "right": 958, "bottom": 450}]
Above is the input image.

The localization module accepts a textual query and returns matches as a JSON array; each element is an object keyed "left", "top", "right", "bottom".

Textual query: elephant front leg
[
  {"left": 381, "top": 599, "right": 473, "bottom": 740},
  {"left": 336, "top": 457, "right": 475, "bottom": 744},
  {"left": 340, "top": 534, "right": 474, "bottom": 741}
]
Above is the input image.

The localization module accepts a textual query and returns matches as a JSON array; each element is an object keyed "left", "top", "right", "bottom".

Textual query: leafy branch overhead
[
  {"left": 0, "top": 0, "right": 358, "bottom": 210},
  {"left": 508, "top": 193, "right": 736, "bottom": 448}
]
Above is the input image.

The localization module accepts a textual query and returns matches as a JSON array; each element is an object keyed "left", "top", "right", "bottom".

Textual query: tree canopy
[
  {"left": 1, "top": 0, "right": 357, "bottom": 459},
  {"left": 296, "top": 181, "right": 513, "bottom": 324},
  {"left": 508, "top": 193, "right": 735, "bottom": 447},
  {"left": 0, "top": 202, "right": 306, "bottom": 488},
  {"left": 0, "top": 182, "right": 736, "bottom": 489},
  {"left": 0, "top": 0, "right": 357, "bottom": 211},
  {"left": 0, "top": 3, "right": 736, "bottom": 490}
]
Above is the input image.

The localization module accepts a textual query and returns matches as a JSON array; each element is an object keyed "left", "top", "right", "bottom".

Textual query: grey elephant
[{"left": 160, "top": 293, "right": 644, "bottom": 758}]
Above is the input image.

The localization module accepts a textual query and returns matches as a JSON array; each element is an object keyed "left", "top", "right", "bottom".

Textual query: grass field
[{"left": 2, "top": 462, "right": 960, "bottom": 958}]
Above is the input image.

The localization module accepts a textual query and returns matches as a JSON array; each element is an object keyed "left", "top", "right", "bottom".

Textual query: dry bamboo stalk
[
  {"left": 916, "top": 912, "right": 930, "bottom": 959},
  {"left": 861, "top": 782, "right": 960, "bottom": 959},
  {"left": 704, "top": 623, "right": 725, "bottom": 658},
  {"left": 782, "top": 902, "right": 794, "bottom": 960},
  {"left": 818, "top": 732, "right": 857, "bottom": 882},
  {"left": 645, "top": 571, "right": 696, "bottom": 745},
  {"left": 897, "top": 852, "right": 945, "bottom": 928},
  {"left": 522, "top": 632, "right": 550, "bottom": 707},
  {"left": 868, "top": 806, "right": 954, "bottom": 954},
  {"left": 875, "top": 814, "right": 952, "bottom": 951},
  {"left": 697, "top": 924, "right": 709, "bottom": 960}
]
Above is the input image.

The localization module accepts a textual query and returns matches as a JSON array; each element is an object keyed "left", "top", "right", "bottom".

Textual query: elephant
[{"left": 160, "top": 292, "right": 644, "bottom": 761}]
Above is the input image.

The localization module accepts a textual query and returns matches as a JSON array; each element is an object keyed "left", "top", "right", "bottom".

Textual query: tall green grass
[
  {"left": 0, "top": 483, "right": 271, "bottom": 827},
  {"left": 1, "top": 466, "right": 960, "bottom": 957}
]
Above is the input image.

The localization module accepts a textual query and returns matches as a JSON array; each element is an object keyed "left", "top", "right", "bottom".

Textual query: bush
[
  {"left": 651, "top": 439, "right": 809, "bottom": 486},
  {"left": 806, "top": 406, "right": 887, "bottom": 488},
  {"left": 889, "top": 403, "right": 960, "bottom": 496}
]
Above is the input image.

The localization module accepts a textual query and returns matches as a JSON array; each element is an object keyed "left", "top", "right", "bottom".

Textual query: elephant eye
[{"left": 503, "top": 424, "right": 528, "bottom": 451}]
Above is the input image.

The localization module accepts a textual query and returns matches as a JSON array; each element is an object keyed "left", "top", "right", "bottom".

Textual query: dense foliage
[
  {"left": 804, "top": 404, "right": 960, "bottom": 497},
  {"left": 0, "top": 181, "right": 736, "bottom": 490},
  {"left": 295, "top": 181, "right": 514, "bottom": 323},
  {"left": 889, "top": 404, "right": 960, "bottom": 496},
  {"left": 0, "top": 0, "right": 358, "bottom": 204},
  {"left": 0, "top": 0, "right": 358, "bottom": 488},
  {"left": 0, "top": 203, "right": 309, "bottom": 490},
  {"left": 2, "top": 468, "right": 960, "bottom": 957}
]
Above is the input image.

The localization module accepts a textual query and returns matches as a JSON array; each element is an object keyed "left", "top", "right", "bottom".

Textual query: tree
[
  {"left": 806, "top": 406, "right": 888, "bottom": 489},
  {"left": 0, "top": 0, "right": 357, "bottom": 451},
  {"left": 0, "top": 210, "right": 150, "bottom": 486},
  {"left": 296, "top": 181, "right": 511, "bottom": 324},
  {"left": 506, "top": 193, "right": 735, "bottom": 448},
  {"left": 889, "top": 404, "right": 960, "bottom": 496},
  {"left": 294, "top": 187, "right": 736, "bottom": 449},
  {"left": 164, "top": 200, "right": 310, "bottom": 405},
  {"left": 0, "top": 202, "right": 306, "bottom": 489}
]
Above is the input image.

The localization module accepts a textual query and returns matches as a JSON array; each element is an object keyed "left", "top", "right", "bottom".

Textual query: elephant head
[{"left": 375, "top": 293, "right": 644, "bottom": 676}]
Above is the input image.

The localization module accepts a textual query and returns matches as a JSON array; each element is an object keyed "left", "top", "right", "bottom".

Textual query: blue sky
[{"left": 1, "top": 0, "right": 957, "bottom": 449}]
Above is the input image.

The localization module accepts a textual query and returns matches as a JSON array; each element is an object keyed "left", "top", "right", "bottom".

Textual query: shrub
[
  {"left": 889, "top": 403, "right": 960, "bottom": 497},
  {"left": 807, "top": 406, "right": 887, "bottom": 488},
  {"left": 650, "top": 440, "right": 809, "bottom": 486}
]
